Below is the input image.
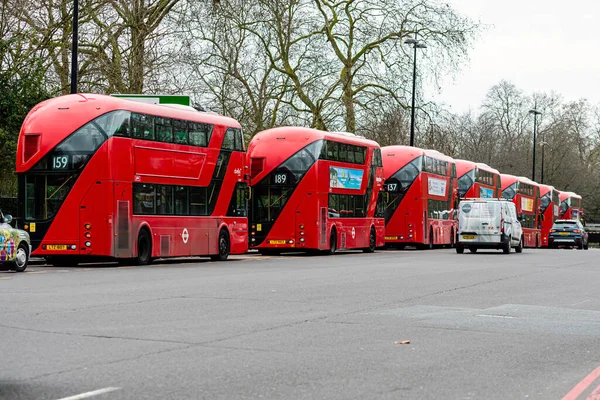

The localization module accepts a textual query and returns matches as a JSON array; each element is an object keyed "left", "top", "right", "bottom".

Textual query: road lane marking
[
  {"left": 562, "top": 365, "right": 600, "bottom": 400},
  {"left": 55, "top": 387, "right": 121, "bottom": 400},
  {"left": 571, "top": 300, "right": 591, "bottom": 306},
  {"left": 588, "top": 383, "right": 600, "bottom": 400},
  {"left": 0, "top": 277, "right": 11, "bottom": 280},
  {"left": 26, "top": 271, "right": 47, "bottom": 274}
]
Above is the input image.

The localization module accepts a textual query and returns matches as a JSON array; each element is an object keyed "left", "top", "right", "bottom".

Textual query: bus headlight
[
  {"left": 70, "top": 245, "right": 77, "bottom": 250},
  {"left": 300, "top": 238, "right": 305, "bottom": 242},
  {"left": 85, "top": 241, "right": 92, "bottom": 247},
  {"left": 288, "top": 240, "right": 294, "bottom": 244}
]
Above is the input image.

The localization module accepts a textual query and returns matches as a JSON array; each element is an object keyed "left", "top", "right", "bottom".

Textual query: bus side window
[
  {"left": 234, "top": 129, "right": 244, "bottom": 151},
  {"left": 131, "top": 113, "right": 155, "bottom": 140},
  {"left": 222, "top": 128, "right": 236, "bottom": 150},
  {"left": 173, "top": 120, "right": 188, "bottom": 144}
]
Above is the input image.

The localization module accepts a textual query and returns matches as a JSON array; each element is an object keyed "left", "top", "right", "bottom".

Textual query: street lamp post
[
  {"left": 70, "top": 0, "right": 79, "bottom": 94},
  {"left": 404, "top": 34, "right": 427, "bottom": 147},
  {"left": 529, "top": 109, "right": 542, "bottom": 182}
]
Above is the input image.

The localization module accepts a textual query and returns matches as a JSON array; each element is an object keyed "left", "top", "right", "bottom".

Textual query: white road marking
[
  {"left": 571, "top": 299, "right": 591, "bottom": 306},
  {"left": 55, "top": 387, "right": 121, "bottom": 400},
  {"left": 475, "top": 314, "right": 516, "bottom": 319}
]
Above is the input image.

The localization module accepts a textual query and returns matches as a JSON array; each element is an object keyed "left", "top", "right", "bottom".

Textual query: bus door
[
  {"left": 79, "top": 181, "right": 113, "bottom": 256},
  {"left": 295, "top": 192, "right": 317, "bottom": 249},
  {"left": 113, "top": 182, "right": 131, "bottom": 258}
]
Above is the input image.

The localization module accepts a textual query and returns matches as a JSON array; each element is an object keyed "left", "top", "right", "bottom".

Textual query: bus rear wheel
[
  {"left": 363, "top": 227, "right": 376, "bottom": 253},
  {"left": 325, "top": 229, "right": 337, "bottom": 255},
  {"left": 136, "top": 229, "right": 152, "bottom": 265},
  {"left": 211, "top": 229, "right": 230, "bottom": 261}
]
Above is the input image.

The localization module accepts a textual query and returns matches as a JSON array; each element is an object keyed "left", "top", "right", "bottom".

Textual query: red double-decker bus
[
  {"left": 559, "top": 191, "right": 583, "bottom": 220},
  {"left": 247, "top": 127, "right": 385, "bottom": 254},
  {"left": 500, "top": 174, "right": 540, "bottom": 247},
  {"left": 455, "top": 159, "right": 501, "bottom": 199},
  {"left": 538, "top": 184, "right": 561, "bottom": 247},
  {"left": 16, "top": 94, "right": 248, "bottom": 266},
  {"left": 379, "top": 146, "right": 457, "bottom": 249}
]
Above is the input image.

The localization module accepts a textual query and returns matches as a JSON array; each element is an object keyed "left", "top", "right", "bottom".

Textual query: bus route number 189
[{"left": 273, "top": 173, "right": 287, "bottom": 184}]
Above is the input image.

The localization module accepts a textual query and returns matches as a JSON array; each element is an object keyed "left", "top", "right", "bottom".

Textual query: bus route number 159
[
  {"left": 273, "top": 173, "right": 287, "bottom": 184},
  {"left": 52, "top": 155, "right": 69, "bottom": 169}
]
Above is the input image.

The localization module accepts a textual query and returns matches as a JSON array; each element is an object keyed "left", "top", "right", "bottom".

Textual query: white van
[{"left": 456, "top": 199, "right": 523, "bottom": 254}]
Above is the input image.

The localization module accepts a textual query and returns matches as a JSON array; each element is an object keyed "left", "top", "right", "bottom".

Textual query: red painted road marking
[
  {"left": 587, "top": 383, "right": 600, "bottom": 400},
  {"left": 563, "top": 366, "right": 600, "bottom": 400}
]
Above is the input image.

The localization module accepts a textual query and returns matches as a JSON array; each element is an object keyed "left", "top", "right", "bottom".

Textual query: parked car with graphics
[
  {"left": 548, "top": 219, "right": 589, "bottom": 250},
  {"left": 456, "top": 199, "right": 523, "bottom": 254},
  {"left": 0, "top": 210, "right": 30, "bottom": 272}
]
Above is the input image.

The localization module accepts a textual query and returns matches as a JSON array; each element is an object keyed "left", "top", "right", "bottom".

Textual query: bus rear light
[
  {"left": 85, "top": 241, "right": 92, "bottom": 247},
  {"left": 84, "top": 223, "right": 92, "bottom": 230},
  {"left": 84, "top": 232, "right": 92, "bottom": 238}
]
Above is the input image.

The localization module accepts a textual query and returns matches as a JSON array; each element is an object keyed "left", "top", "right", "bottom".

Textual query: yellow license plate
[
  {"left": 269, "top": 240, "right": 287, "bottom": 244},
  {"left": 559, "top": 232, "right": 570, "bottom": 235},
  {"left": 47, "top": 245, "right": 68, "bottom": 250},
  {"left": 385, "top": 236, "right": 398, "bottom": 240},
  {"left": 462, "top": 235, "right": 476, "bottom": 240}
]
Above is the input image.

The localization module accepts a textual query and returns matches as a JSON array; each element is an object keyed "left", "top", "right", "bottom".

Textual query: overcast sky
[{"left": 431, "top": 0, "right": 600, "bottom": 113}]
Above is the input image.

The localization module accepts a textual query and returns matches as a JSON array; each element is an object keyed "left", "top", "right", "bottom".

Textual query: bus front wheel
[
  {"left": 363, "top": 227, "right": 376, "bottom": 253},
  {"left": 136, "top": 229, "right": 152, "bottom": 265},
  {"left": 211, "top": 229, "right": 230, "bottom": 261}
]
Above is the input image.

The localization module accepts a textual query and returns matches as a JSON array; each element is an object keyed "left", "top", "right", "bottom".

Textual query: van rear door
[{"left": 459, "top": 201, "right": 502, "bottom": 236}]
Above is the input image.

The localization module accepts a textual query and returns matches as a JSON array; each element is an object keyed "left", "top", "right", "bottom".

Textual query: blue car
[{"left": 548, "top": 219, "right": 589, "bottom": 250}]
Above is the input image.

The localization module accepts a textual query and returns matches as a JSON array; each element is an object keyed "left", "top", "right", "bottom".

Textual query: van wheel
[
  {"left": 469, "top": 247, "right": 477, "bottom": 253},
  {"left": 211, "top": 229, "right": 230, "bottom": 261},
  {"left": 515, "top": 236, "right": 523, "bottom": 253},
  {"left": 325, "top": 229, "right": 337, "bottom": 255},
  {"left": 503, "top": 236, "right": 511, "bottom": 254},
  {"left": 456, "top": 244, "right": 464, "bottom": 254},
  {"left": 11, "top": 243, "right": 29, "bottom": 272},
  {"left": 136, "top": 229, "right": 152, "bottom": 265},
  {"left": 363, "top": 227, "right": 376, "bottom": 253}
]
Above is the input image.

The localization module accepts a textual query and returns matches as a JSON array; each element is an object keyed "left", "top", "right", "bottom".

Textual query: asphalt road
[{"left": 1, "top": 247, "right": 600, "bottom": 400}]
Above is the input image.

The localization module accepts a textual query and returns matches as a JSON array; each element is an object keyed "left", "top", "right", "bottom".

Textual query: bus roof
[
  {"left": 252, "top": 126, "right": 380, "bottom": 148},
  {"left": 18, "top": 93, "right": 241, "bottom": 172},
  {"left": 559, "top": 191, "right": 582, "bottom": 201},
  {"left": 517, "top": 176, "right": 539, "bottom": 186},
  {"left": 500, "top": 173, "right": 518, "bottom": 190},
  {"left": 538, "top": 183, "right": 556, "bottom": 197},
  {"left": 454, "top": 159, "right": 499, "bottom": 177}
]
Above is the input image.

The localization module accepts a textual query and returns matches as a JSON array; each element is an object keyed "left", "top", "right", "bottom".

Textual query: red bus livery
[
  {"left": 17, "top": 94, "right": 248, "bottom": 265},
  {"left": 380, "top": 146, "right": 457, "bottom": 249},
  {"left": 455, "top": 159, "right": 501, "bottom": 199},
  {"left": 500, "top": 174, "right": 540, "bottom": 248},
  {"left": 559, "top": 191, "right": 583, "bottom": 220},
  {"left": 247, "top": 127, "right": 385, "bottom": 254},
  {"left": 539, "top": 184, "right": 560, "bottom": 247}
]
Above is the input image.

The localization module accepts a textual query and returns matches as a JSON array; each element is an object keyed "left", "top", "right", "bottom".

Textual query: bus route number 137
[{"left": 273, "top": 173, "right": 287, "bottom": 184}]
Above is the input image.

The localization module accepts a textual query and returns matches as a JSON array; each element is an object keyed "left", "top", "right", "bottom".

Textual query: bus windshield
[
  {"left": 24, "top": 111, "right": 129, "bottom": 220},
  {"left": 457, "top": 170, "right": 475, "bottom": 198}
]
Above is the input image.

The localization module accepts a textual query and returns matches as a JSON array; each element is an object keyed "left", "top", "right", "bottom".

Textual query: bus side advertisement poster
[
  {"left": 521, "top": 198, "right": 534, "bottom": 212},
  {"left": 427, "top": 177, "right": 447, "bottom": 197},
  {"left": 479, "top": 187, "right": 494, "bottom": 198},
  {"left": 330, "top": 166, "right": 363, "bottom": 190}
]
